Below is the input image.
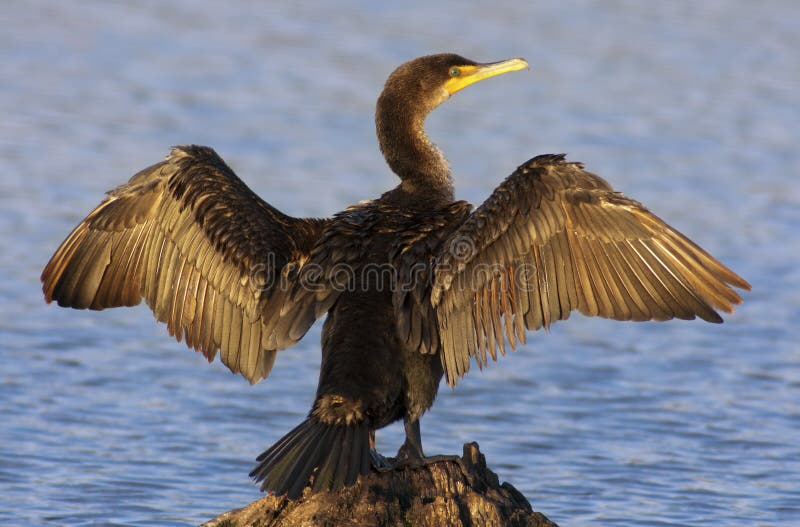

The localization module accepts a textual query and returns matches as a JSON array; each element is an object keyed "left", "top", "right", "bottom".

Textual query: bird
[{"left": 41, "top": 53, "right": 750, "bottom": 499}]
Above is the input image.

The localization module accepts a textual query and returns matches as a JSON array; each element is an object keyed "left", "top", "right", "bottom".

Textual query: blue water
[{"left": 2, "top": 1, "right": 798, "bottom": 526}]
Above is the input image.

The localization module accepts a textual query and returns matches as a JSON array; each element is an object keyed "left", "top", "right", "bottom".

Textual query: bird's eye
[{"left": 449, "top": 67, "right": 460, "bottom": 77}]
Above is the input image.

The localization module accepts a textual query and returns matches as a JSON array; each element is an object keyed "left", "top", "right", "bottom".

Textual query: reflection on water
[{"left": 2, "top": 1, "right": 798, "bottom": 526}]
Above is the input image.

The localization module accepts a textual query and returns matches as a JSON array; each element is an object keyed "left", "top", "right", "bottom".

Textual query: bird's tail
[{"left": 250, "top": 417, "right": 372, "bottom": 498}]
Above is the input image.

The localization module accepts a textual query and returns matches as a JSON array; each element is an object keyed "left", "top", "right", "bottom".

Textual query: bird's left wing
[{"left": 430, "top": 154, "right": 751, "bottom": 386}]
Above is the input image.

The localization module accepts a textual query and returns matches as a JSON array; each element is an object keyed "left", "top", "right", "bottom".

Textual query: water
[{"left": 2, "top": 1, "right": 798, "bottom": 525}]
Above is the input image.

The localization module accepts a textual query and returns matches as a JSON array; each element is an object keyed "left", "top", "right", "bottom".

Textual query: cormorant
[{"left": 41, "top": 54, "right": 750, "bottom": 498}]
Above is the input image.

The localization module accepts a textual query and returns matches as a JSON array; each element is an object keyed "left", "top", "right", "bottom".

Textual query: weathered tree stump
[{"left": 201, "top": 442, "right": 559, "bottom": 527}]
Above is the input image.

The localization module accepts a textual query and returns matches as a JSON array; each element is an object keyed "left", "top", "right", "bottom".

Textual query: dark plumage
[{"left": 42, "top": 53, "right": 750, "bottom": 498}]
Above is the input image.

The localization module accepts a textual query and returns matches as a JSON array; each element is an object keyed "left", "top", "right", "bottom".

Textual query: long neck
[{"left": 376, "top": 90, "right": 454, "bottom": 199}]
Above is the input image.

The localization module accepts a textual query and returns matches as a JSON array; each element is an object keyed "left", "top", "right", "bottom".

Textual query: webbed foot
[{"left": 371, "top": 449, "right": 393, "bottom": 471}]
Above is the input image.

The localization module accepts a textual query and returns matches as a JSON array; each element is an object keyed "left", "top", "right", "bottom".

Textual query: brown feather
[
  {"left": 426, "top": 154, "right": 748, "bottom": 386},
  {"left": 41, "top": 146, "right": 331, "bottom": 383}
]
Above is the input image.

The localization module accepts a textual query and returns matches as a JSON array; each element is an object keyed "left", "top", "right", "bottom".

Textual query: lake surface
[{"left": 1, "top": 1, "right": 798, "bottom": 526}]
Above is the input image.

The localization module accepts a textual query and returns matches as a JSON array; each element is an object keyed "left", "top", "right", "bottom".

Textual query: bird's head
[
  {"left": 379, "top": 53, "right": 529, "bottom": 115},
  {"left": 376, "top": 53, "right": 528, "bottom": 191}
]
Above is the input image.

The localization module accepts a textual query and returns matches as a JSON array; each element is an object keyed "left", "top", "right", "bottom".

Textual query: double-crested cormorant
[{"left": 42, "top": 54, "right": 750, "bottom": 498}]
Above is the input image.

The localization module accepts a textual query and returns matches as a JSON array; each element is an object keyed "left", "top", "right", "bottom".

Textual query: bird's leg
[
  {"left": 374, "top": 418, "right": 461, "bottom": 473},
  {"left": 393, "top": 417, "right": 460, "bottom": 469},
  {"left": 396, "top": 417, "right": 425, "bottom": 463},
  {"left": 369, "top": 429, "right": 392, "bottom": 469}
]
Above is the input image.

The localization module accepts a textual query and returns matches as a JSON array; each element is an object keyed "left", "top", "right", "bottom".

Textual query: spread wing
[
  {"left": 42, "top": 145, "right": 335, "bottom": 384},
  {"left": 430, "top": 154, "right": 751, "bottom": 386}
]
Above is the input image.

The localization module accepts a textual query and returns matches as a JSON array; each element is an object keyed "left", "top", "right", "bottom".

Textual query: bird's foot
[
  {"left": 375, "top": 454, "right": 463, "bottom": 473},
  {"left": 370, "top": 449, "right": 393, "bottom": 471},
  {"left": 373, "top": 441, "right": 461, "bottom": 473},
  {"left": 396, "top": 438, "right": 423, "bottom": 464},
  {"left": 395, "top": 453, "right": 463, "bottom": 471}
]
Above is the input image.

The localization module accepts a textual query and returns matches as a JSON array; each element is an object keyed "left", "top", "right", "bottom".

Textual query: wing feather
[
  {"left": 429, "top": 154, "right": 750, "bottom": 385},
  {"left": 42, "top": 145, "right": 331, "bottom": 384}
]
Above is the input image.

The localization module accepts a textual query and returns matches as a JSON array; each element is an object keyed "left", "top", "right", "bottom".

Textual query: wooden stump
[{"left": 201, "top": 442, "right": 559, "bottom": 527}]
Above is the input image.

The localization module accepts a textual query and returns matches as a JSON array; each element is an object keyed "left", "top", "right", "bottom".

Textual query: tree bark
[{"left": 201, "top": 442, "right": 559, "bottom": 527}]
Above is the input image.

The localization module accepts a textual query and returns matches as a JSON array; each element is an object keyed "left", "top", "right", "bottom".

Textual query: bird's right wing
[
  {"left": 430, "top": 154, "right": 751, "bottom": 386},
  {"left": 42, "top": 145, "right": 337, "bottom": 384}
]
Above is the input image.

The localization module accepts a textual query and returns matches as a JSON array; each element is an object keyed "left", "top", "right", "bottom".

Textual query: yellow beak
[{"left": 443, "top": 58, "right": 529, "bottom": 96}]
